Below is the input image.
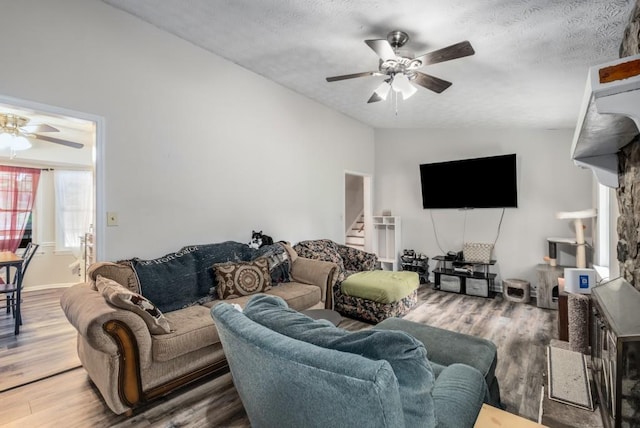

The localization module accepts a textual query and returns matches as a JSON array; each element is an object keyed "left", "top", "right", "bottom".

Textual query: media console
[{"left": 432, "top": 255, "right": 496, "bottom": 298}]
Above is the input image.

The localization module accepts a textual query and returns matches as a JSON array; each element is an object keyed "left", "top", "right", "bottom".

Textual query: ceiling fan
[
  {"left": 0, "top": 113, "right": 84, "bottom": 151},
  {"left": 326, "top": 30, "right": 475, "bottom": 103}
]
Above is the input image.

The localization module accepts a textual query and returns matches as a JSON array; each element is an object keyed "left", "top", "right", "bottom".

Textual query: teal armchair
[{"left": 211, "top": 294, "right": 488, "bottom": 427}]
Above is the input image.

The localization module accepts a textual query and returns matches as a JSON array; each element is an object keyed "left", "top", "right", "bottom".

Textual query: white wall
[
  {"left": 374, "top": 128, "right": 593, "bottom": 288},
  {"left": 0, "top": 0, "right": 374, "bottom": 261}
]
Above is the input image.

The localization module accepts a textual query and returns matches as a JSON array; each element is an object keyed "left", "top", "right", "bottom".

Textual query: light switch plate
[{"left": 107, "top": 212, "right": 118, "bottom": 227}]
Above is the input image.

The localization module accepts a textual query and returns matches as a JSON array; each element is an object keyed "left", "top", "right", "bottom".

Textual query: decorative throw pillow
[
  {"left": 214, "top": 258, "right": 272, "bottom": 300},
  {"left": 96, "top": 275, "right": 171, "bottom": 335}
]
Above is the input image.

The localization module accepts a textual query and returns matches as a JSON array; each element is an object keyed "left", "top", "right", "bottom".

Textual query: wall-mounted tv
[{"left": 419, "top": 154, "right": 518, "bottom": 209}]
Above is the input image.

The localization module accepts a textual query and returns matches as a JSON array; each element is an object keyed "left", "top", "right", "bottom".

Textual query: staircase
[{"left": 345, "top": 214, "right": 365, "bottom": 250}]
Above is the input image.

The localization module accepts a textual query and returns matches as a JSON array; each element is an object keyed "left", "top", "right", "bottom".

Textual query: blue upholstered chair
[{"left": 211, "top": 294, "right": 488, "bottom": 428}]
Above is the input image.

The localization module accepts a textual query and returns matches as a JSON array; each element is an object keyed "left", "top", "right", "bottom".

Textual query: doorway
[
  {"left": 0, "top": 95, "right": 100, "bottom": 289},
  {"left": 344, "top": 172, "right": 372, "bottom": 252}
]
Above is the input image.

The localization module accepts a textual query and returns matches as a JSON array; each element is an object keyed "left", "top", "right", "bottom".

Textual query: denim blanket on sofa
[{"left": 131, "top": 241, "right": 288, "bottom": 312}]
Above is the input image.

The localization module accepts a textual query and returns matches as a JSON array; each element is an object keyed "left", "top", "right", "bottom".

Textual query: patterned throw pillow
[
  {"left": 96, "top": 275, "right": 172, "bottom": 335},
  {"left": 214, "top": 258, "right": 272, "bottom": 300}
]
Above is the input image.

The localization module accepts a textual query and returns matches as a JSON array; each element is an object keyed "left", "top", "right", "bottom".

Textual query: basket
[{"left": 463, "top": 242, "right": 494, "bottom": 263}]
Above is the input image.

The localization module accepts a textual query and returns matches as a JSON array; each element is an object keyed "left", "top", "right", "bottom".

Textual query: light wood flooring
[
  {"left": 0, "top": 287, "right": 80, "bottom": 393},
  {"left": 0, "top": 284, "right": 559, "bottom": 427}
]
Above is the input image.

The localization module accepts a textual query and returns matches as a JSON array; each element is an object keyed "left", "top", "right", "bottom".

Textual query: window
[
  {"left": 54, "top": 170, "right": 94, "bottom": 252},
  {"left": 0, "top": 166, "right": 41, "bottom": 252},
  {"left": 594, "top": 182, "right": 611, "bottom": 281}
]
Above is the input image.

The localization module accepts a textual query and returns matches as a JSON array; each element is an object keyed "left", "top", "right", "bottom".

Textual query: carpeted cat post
[{"left": 568, "top": 293, "right": 590, "bottom": 354}]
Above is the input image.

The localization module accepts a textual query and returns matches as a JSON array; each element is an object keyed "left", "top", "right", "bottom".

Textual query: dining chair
[{"left": 3, "top": 242, "right": 39, "bottom": 321}]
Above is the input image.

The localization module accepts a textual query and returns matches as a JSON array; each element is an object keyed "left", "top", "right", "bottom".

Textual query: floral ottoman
[{"left": 336, "top": 270, "right": 419, "bottom": 324}]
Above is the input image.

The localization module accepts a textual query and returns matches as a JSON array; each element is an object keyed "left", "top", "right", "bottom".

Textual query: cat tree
[
  {"left": 547, "top": 208, "right": 597, "bottom": 268},
  {"left": 538, "top": 208, "right": 597, "bottom": 310}
]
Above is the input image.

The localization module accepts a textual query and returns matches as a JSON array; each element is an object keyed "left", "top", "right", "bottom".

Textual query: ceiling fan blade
[
  {"left": 21, "top": 124, "right": 59, "bottom": 133},
  {"left": 413, "top": 41, "right": 475, "bottom": 67},
  {"left": 364, "top": 39, "right": 396, "bottom": 61},
  {"left": 326, "top": 71, "right": 381, "bottom": 82},
  {"left": 31, "top": 134, "right": 84, "bottom": 149},
  {"left": 413, "top": 72, "right": 452, "bottom": 93}
]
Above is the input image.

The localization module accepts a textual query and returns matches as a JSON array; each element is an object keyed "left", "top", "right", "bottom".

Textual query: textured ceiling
[{"left": 101, "top": 0, "right": 635, "bottom": 129}]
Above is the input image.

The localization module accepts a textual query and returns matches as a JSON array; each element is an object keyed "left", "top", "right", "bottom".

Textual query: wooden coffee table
[{"left": 474, "top": 404, "right": 547, "bottom": 427}]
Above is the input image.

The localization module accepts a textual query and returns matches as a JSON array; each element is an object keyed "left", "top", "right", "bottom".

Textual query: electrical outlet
[{"left": 107, "top": 211, "right": 118, "bottom": 227}]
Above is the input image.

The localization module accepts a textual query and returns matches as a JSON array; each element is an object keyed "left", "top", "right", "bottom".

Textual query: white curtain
[{"left": 54, "top": 170, "right": 94, "bottom": 253}]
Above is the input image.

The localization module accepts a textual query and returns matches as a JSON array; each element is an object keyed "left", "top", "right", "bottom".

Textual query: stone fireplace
[
  {"left": 617, "top": 135, "right": 640, "bottom": 287},
  {"left": 617, "top": 1, "right": 640, "bottom": 289}
]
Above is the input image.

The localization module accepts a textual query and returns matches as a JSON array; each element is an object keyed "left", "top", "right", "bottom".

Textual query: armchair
[
  {"left": 211, "top": 294, "right": 488, "bottom": 428},
  {"left": 292, "top": 239, "right": 374, "bottom": 283},
  {"left": 336, "top": 242, "right": 379, "bottom": 273}
]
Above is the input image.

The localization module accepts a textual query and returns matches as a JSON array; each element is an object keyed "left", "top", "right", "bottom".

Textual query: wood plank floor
[
  {"left": 0, "top": 287, "right": 80, "bottom": 392},
  {"left": 0, "top": 284, "right": 559, "bottom": 427}
]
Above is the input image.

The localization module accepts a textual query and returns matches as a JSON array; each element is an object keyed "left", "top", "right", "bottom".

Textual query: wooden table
[
  {"left": 0, "top": 251, "right": 24, "bottom": 335},
  {"left": 474, "top": 404, "right": 548, "bottom": 427}
]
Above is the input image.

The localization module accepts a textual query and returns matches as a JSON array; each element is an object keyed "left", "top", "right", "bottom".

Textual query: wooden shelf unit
[{"left": 371, "top": 216, "right": 401, "bottom": 271}]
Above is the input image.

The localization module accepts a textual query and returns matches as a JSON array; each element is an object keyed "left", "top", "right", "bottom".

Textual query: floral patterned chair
[{"left": 293, "top": 239, "right": 419, "bottom": 323}]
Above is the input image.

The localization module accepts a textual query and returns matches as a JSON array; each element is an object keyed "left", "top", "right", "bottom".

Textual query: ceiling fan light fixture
[
  {"left": 11, "top": 135, "right": 32, "bottom": 151},
  {"left": 0, "top": 132, "right": 13, "bottom": 149},
  {"left": 391, "top": 73, "right": 417, "bottom": 100},
  {"left": 402, "top": 84, "right": 418, "bottom": 100},
  {"left": 0, "top": 132, "right": 32, "bottom": 151},
  {"left": 374, "top": 81, "right": 391, "bottom": 101}
]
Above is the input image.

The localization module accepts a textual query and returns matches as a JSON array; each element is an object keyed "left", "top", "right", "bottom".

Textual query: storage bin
[
  {"left": 439, "top": 276, "right": 461, "bottom": 293},
  {"left": 466, "top": 278, "right": 489, "bottom": 297}
]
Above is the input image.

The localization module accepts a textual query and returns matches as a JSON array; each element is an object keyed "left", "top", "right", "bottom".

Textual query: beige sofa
[{"left": 60, "top": 242, "right": 338, "bottom": 415}]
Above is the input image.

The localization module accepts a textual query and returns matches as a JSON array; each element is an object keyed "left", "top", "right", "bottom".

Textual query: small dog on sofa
[{"left": 249, "top": 230, "right": 274, "bottom": 249}]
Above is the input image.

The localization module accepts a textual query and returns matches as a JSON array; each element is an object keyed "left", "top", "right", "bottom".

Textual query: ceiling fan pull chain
[{"left": 394, "top": 91, "right": 399, "bottom": 116}]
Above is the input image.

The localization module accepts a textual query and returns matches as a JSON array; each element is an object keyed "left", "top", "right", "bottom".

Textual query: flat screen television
[{"left": 419, "top": 153, "right": 518, "bottom": 209}]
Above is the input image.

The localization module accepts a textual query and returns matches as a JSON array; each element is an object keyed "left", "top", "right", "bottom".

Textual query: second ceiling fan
[
  {"left": 0, "top": 113, "right": 84, "bottom": 150},
  {"left": 326, "top": 30, "right": 475, "bottom": 103}
]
